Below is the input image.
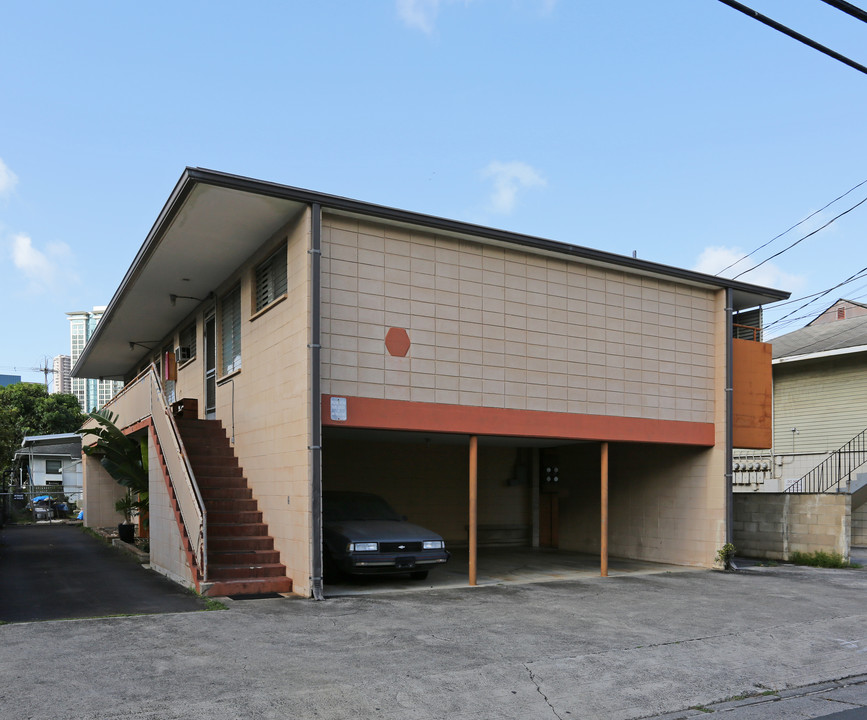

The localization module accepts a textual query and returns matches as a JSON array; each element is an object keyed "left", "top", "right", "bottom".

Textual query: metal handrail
[
  {"left": 85, "top": 365, "right": 208, "bottom": 582},
  {"left": 785, "top": 427, "right": 867, "bottom": 494}
]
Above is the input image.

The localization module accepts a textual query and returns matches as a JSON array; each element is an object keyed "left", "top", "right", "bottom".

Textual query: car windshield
[{"left": 324, "top": 493, "right": 402, "bottom": 522}]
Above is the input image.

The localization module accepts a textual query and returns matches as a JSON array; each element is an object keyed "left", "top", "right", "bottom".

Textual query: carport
[{"left": 321, "top": 400, "right": 718, "bottom": 592}]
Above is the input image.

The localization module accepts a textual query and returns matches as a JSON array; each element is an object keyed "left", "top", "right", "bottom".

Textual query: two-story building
[{"left": 73, "top": 168, "right": 788, "bottom": 597}]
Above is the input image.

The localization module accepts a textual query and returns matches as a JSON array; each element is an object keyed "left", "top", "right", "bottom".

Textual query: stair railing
[
  {"left": 145, "top": 365, "right": 208, "bottom": 583},
  {"left": 91, "top": 365, "right": 208, "bottom": 583},
  {"left": 785, "top": 427, "right": 867, "bottom": 494}
]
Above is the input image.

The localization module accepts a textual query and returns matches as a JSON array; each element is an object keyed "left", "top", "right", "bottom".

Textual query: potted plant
[
  {"left": 115, "top": 492, "right": 137, "bottom": 543},
  {"left": 78, "top": 409, "right": 149, "bottom": 543}
]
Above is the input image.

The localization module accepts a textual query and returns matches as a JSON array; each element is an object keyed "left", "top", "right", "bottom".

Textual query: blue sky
[{"left": 2, "top": 0, "right": 867, "bottom": 385}]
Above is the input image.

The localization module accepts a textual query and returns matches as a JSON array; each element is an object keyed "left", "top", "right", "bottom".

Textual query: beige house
[{"left": 73, "top": 168, "right": 787, "bottom": 597}]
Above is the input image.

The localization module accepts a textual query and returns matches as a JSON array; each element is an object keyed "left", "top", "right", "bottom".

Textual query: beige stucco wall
[
  {"left": 82, "top": 453, "right": 127, "bottom": 529},
  {"left": 320, "top": 215, "right": 716, "bottom": 423},
  {"left": 733, "top": 493, "right": 851, "bottom": 560}
]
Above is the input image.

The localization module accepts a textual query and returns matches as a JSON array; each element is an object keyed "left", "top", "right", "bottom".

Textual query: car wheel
[{"left": 410, "top": 570, "right": 429, "bottom": 580}]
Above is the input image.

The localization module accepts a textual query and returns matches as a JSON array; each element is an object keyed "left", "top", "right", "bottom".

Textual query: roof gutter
[{"left": 772, "top": 344, "right": 867, "bottom": 365}]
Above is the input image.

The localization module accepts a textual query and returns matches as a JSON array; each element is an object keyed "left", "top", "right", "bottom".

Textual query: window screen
[
  {"left": 255, "top": 245, "right": 288, "bottom": 312},
  {"left": 45, "top": 459, "right": 62, "bottom": 474},
  {"left": 221, "top": 286, "right": 242, "bottom": 375}
]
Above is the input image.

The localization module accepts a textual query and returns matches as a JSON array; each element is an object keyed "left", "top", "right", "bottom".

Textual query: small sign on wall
[{"left": 330, "top": 397, "right": 347, "bottom": 422}]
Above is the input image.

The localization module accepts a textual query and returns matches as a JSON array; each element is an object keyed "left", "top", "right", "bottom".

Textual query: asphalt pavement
[
  {"left": 3, "top": 544, "right": 867, "bottom": 719},
  {"left": 0, "top": 523, "right": 205, "bottom": 621}
]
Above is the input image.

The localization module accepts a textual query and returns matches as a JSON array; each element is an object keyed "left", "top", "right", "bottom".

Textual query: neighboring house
[
  {"left": 733, "top": 300, "right": 867, "bottom": 559},
  {"left": 12, "top": 433, "right": 83, "bottom": 499},
  {"left": 807, "top": 297, "right": 867, "bottom": 326},
  {"left": 73, "top": 168, "right": 787, "bottom": 598}
]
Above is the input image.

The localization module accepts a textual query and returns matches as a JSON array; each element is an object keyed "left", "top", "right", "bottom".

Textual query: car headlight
[
  {"left": 350, "top": 542, "right": 378, "bottom": 552},
  {"left": 422, "top": 540, "right": 444, "bottom": 550}
]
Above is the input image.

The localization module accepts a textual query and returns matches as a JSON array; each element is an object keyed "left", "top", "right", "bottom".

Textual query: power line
[
  {"left": 733, "top": 194, "right": 867, "bottom": 279},
  {"left": 718, "top": 0, "right": 867, "bottom": 76},
  {"left": 764, "top": 264, "right": 867, "bottom": 331},
  {"left": 820, "top": 0, "right": 867, "bottom": 25},
  {"left": 716, "top": 177, "right": 867, "bottom": 276}
]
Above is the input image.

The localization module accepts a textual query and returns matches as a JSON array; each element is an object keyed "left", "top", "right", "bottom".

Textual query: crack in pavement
[{"left": 524, "top": 663, "right": 564, "bottom": 720}]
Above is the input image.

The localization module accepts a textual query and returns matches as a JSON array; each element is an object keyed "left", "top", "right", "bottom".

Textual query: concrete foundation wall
[{"left": 733, "top": 493, "right": 851, "bottom": 561}]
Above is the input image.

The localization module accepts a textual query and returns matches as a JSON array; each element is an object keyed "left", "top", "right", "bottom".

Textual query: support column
[
  {"left": 601, "top": 441, "right": 609, "bottom": 577},
  {"left": 469, "top": 435, "right": 478, "bottom": 587}
]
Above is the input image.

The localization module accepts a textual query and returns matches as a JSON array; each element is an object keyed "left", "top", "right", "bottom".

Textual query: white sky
[{"left": 2, "top": 0, "right": 867, "bottom": 384}]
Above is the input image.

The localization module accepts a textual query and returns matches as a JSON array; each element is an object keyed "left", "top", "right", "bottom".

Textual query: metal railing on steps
[{"left": 785, "top": 426, "right": 867, "bottom": 494}]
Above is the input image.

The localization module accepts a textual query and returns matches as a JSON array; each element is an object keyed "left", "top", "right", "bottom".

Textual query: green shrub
[{"left": 788, "top": 550, "right": 860, "bottom": 568}]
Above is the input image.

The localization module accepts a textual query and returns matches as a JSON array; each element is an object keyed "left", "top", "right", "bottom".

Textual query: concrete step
[
  {"left": 203, "top": 576, "right": 293, "bottom": 597},
  {"left": 208, "top": 550, "right": 281, "bottom": 565},
  {"left": 208, "top": 523, "right": 271, "bottom": 537},
  {"left": 208, "top": 535, "right": 276, "bottom": 552},
  {"left": 208, "top": 563, "right": 288, "bottom": 580},
  {"left": 208, "top": 510, "right": 263, "bottom": 524}
]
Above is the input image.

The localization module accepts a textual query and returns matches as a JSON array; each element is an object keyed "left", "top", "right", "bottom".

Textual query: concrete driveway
[
  {"left": 0, "top": 524, "right": 205, "bottom": 622},
  {"left": 3, "top": 557, "right": 867, "bottom": 719}
]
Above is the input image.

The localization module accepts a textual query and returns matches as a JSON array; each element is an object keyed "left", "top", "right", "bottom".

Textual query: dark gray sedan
[{"left": 322, "top": 491, "right": 450, "bottom": 580}]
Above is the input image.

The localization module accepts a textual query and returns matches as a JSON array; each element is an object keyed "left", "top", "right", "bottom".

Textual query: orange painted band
[{"left": 322, "top": 395, "right": 714, "bottom": 446}]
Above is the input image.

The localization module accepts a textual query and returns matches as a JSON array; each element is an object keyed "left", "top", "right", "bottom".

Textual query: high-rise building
[
  {"left": 67, "top": 307, "right": 123, "bottom": 412},
  {"left": 52, "top": 355, "right": 71, "bottom": 395}
]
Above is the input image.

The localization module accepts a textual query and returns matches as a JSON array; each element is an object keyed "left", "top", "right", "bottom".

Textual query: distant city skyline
[{"left": 67, "top": 306, "right": 122, "bottom": 412}]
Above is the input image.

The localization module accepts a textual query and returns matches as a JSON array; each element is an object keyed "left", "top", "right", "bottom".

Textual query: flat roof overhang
[{"left": 74, "top": 167, "right": 791, "bottom": 381}]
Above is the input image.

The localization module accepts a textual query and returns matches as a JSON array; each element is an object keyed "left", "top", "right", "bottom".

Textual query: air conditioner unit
[{"left": 175, "top": 346, "right": 192, "bottom": 362}]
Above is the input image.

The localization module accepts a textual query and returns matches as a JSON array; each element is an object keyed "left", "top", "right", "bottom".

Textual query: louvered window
[
  {"left": 221, "top": 286, "right": 242, "bottom": 375},
  {"left": 255, "top": 245, "right": 288, "bottom": 312},
  {"left": 179, "top": 323, "right": 196, "bottom": 361}
]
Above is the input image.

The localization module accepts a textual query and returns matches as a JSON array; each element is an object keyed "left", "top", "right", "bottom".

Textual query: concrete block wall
[
  {"left": 146, "top": 430, "right": 195, "bottom": 589},
  {"left": 81, "top": 452, "right": 127, "bottom": 530},
  {"left": 849, "top": 503, "right": 867, "bottom": 546},
  {"left": 322, "top": 435, "right": 529, "bottom": 547},
  {"left": 557, "top": 443, "right": 723, "bottom": 567},
  {"left": 213, "top": 210, "right": 313, "bottom": 596},
  {"left": 145, "top": 210, "right": 314, "bottom": 596},
  {"left": 320, "top": 214, "right": 717, "bottom": 424},
  {"left": 733, "top": 493, "right": 851, "bottom": 560}
]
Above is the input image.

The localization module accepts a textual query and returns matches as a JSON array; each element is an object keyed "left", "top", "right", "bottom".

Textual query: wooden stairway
[{"left": 175, "top": 417, "right": 292, "bottom": 597}]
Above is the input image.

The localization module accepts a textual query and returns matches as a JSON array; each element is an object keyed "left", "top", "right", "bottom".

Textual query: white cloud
[
  {"left": 0, "top": 157, "right": 18, "bottom": 197},
  {"left": 396, "top": 0, "right": 442, "bottom": 34},
  {"left": 481, "top": 160, "right": 547, "bottom": 214},
  {"left": 692, "top": 246, "right": 805, "bottom": 292},
  {"left": 10, "top": 233, "right": 76, "bottom": 293},
  {"left": 397, "top": 0, "right": 554, "bottom": 33}
]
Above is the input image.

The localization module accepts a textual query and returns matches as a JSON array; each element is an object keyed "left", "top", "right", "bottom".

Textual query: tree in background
[{"left": 0, "top": 383, "right": 84, "bottom": 479}]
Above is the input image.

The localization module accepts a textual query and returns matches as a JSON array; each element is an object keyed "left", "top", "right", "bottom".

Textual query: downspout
[
  {"left": 725, "top": 288, "right": 734, "bottom": 546},
  {"left": 310, "top": 203, "right": 325, "bottom": 600}
]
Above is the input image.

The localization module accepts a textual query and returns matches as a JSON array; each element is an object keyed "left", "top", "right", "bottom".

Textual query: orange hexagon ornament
[{"left": 385, "top": 327, "right": 411, "bottom": 357}]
